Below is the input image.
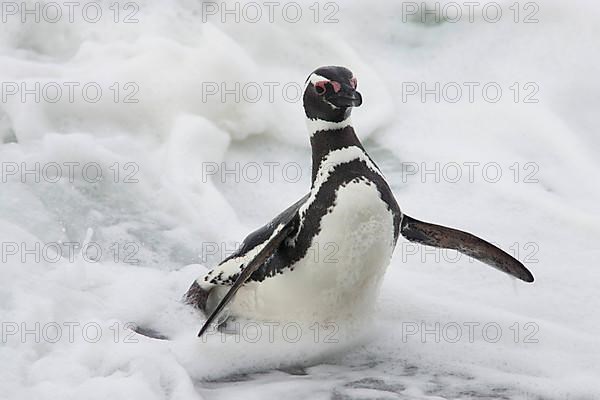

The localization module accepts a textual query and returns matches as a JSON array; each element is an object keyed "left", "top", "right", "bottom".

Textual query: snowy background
[{"left": 1, "top": 0, "right": 599, "bottom": 399}]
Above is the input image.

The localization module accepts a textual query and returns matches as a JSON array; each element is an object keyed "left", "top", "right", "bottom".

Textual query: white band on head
[{"left": 305, "top": 73, "right": 329, "bottom": 90}]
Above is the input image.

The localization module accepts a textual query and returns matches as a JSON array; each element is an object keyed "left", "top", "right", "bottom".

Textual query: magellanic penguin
[{"left": 185, "top": 66, "right": 534, "bottom": 338}]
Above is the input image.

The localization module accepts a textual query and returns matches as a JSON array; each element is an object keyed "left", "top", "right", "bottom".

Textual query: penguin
[{"left": 185, "top": 66, "right": 534, "bottom": 338}]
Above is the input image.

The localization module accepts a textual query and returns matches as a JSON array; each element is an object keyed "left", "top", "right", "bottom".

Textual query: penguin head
[{"left": 303, "top": 66, "right": 362, "bottom": 123}]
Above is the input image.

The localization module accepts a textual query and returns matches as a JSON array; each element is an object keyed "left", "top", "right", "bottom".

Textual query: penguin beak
[{"left": 329, "top": 89, "right": 362, "bottom": 108}]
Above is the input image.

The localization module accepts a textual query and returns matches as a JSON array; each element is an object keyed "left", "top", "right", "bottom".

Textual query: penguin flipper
[
  {"left": 197, "top": 220, "right": 296, "bottom": 338},
  {"left": 400, "top": 214, "right": 534, "bottom": 283}
]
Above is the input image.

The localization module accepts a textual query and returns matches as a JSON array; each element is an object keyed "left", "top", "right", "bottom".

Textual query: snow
[{"left": 1, "top": 0, "right": 599, "bottom": 399}]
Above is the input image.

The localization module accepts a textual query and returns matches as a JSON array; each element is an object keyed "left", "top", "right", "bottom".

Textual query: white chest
[{"left": 228, "top": 181, "right": 396, "bottom": 322}]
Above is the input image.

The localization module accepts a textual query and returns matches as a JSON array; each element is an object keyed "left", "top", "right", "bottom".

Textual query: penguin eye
[
  {"left": 350, "top": 77, "right": 357, "bottom": 89},
  {"left": 314, "top": 81, "right": 328, "bottom": 95}
]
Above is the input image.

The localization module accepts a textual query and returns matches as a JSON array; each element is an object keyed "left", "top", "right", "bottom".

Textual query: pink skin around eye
[
  {"left": 330, "top": 81, "right": 341, "bottom": 93},
  {"left": 315, "top": 80, "right": 342, "bottom": 94},
  {"left": 314, "top": 81, "right": 327, "bottom": 94},
  {"left": 350, "top": 77, "right": 357, "bottom": 89}
]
